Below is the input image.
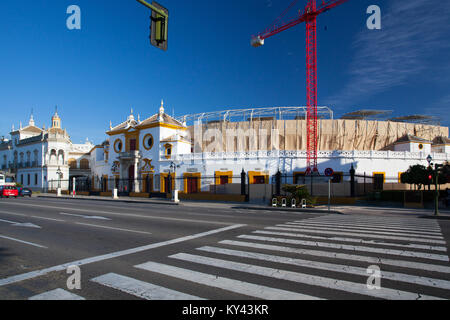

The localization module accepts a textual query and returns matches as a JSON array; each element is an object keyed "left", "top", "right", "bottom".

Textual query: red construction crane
[{"left": 251, "top": 0, "right": 349, "bottom": 174}]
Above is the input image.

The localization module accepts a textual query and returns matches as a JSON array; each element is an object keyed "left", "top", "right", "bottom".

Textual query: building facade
[
  {"left": 0, "top": 110, "right": 93, "bottom": 191},
  {"left": 89, "top": 103, "right": 450, "bottom": 197}
]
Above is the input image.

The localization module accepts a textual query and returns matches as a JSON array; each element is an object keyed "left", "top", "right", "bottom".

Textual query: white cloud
[{"left": 326, "top": 0, "right": 450, "bottom": 110}]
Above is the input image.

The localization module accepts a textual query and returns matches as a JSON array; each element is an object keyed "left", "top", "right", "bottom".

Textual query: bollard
[
  {"left": 57, "top": 188, "right": 62, "bottom": 197},
  {"left": 173, "top": 190, "right": 180, "bottom": 204},
  {"left": 282, "top": 198, "right": 287, "bottom": 207},
  {"left": 113, "top": 188, "right": 118, "bottom": 199},
  {"left": 272, "top": 198, "right": 277, "bottom": 207},
  {"left": 292, "top": 198, "right": 296, "bottom": 208},
  {"left": 301, "top": 199, "right": 307, "bottom": 209}
]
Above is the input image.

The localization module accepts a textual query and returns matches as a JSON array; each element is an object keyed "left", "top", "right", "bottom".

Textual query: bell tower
[{"left": 51, "top": 106, "right": 61, "bottom": 129}]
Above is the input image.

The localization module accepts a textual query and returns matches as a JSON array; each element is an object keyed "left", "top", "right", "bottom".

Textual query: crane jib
[{"left": 251, "top": 0, "right": 350, "bottom": 173}]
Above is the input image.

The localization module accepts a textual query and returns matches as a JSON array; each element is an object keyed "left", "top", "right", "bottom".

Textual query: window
[
  {"left": 35, "top": 174, "right": 38, "bottom": 185},
  {"left": 114, "top": 139, "right": 123, "bottom": 153},
  {"left": 27, "top": 174, "right": 30, "bottom": 186},
  {"left": 164, "top": 144, "right": 172, "bottom": 159},
  {"left": 130, "top": 139, "right": 137, "bottom": 151},
  {"left": 143, "top": 134, "right": 154, "bottom": 151},
  {"left": 20, "top": 175, "right": 23, "bottom": 184},
  {"left": 68, "top": 158, "right": 77, "bottom": 169},
  {"left": 80, "top": 159, "right": 90, "bottom": 169},
  {"left": 373, "top": 172, "right": 385, "bottom": 191}
]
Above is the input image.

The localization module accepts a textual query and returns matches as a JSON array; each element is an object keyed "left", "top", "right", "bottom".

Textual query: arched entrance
[{"left": 128, "top": 165, "right": 135, "bottom": 192}]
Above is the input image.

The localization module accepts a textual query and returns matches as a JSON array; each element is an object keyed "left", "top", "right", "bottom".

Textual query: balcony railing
[{"left": 119, "top": 151, "right": 141, "bottom": 160}]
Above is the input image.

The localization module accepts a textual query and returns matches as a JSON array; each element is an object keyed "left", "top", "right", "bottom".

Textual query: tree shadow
[{"left": 0, "top": 247, "right": 14, "bottom": 264}]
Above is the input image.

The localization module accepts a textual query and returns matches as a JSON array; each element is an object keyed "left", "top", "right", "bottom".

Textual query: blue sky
[{"left": 0, "top": 0, "right": 449, "bottom": 144}]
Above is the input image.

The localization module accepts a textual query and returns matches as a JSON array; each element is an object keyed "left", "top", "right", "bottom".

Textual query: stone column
[{"left": 134, "top": 158, "right": 140, "bottom": 193}]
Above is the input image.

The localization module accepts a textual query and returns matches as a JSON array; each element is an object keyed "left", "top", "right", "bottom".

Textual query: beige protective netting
[{"left": 188, "top": 120, "right": 448, "bottom": 152}]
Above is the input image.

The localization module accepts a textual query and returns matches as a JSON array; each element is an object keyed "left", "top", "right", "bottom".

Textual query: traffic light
[
  {"left": 136, "top": 0, "right": 169, "bottom": 51},
  {"left": 149, "top": 2, "right": 168, "bottom": 51}
]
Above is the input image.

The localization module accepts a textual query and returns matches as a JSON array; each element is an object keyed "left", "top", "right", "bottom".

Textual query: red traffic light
[{"left": 428, "top": 175, "right": 433, "bottom": 180}]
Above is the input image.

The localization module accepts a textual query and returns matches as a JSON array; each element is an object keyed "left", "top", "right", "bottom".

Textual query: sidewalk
[
  {"left": 36, "top": 193, "right": 341, "bottom": 214},
  {"left": 35, "top": 194, "right": 450, "bottom": 218},
  {"left": 37, "top": 193, "right": 179, "bottom": 206}
]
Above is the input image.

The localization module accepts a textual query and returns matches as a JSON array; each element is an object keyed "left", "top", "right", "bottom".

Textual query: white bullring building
[
  {"left": 88, "top": 102, "right": 450, "bottom": 199},
  {"left": 3, "top": 103, "right": 448, "bottom": 198}
]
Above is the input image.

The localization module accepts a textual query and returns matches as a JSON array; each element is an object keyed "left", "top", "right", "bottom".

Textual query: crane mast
[{"left": 251, "top": 0, "right": 349, "bottom": 174}]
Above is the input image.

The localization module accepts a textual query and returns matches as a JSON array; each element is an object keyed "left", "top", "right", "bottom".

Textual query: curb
[
  {"left": 37, "top": 195, "right": 180, "bottom": 206},
  {"left": 232, "top": 206, "right": 343, "bottom": 215}
]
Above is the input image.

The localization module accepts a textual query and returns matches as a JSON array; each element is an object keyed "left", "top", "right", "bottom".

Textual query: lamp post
[
  {"left": 169, "top": 161, "right": 179, "bottom": 203},
  {"left": 56, "top": 166, "right": 62, "bottom": 197},
  {"left": 427, "top": 155, "right": 440, "bottom": 216}
]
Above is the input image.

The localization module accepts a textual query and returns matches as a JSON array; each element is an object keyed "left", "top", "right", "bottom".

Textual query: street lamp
[
  {"left": 169, "top": 161, "right": 180, "bottom": 203},
  {"left": 427, "top": 155, "right": 432, "bottom": 167},
  {"left": 56, "top": 166, "right": 62, "bottom": 189},
  {"left": 427, "top": 155, "right": 442, "bottom": 216}
]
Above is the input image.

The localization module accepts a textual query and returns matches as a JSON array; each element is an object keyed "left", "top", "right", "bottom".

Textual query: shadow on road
[{"left": 0, "top": 247, "right": 13, "bottom": 263}]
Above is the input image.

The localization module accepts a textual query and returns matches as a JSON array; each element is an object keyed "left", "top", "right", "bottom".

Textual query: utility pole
[{"left": 434, "top": 164, "right": 443, "bottom": 216}]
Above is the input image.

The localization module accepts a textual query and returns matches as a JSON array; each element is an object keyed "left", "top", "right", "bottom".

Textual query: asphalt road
[{"left": 0, "top": 197, "right": 449, "bottom": 301}]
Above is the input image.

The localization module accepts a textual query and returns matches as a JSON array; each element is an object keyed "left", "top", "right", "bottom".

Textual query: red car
[{"left": 0, "top": 185, "right": 19, "bottom": 198}]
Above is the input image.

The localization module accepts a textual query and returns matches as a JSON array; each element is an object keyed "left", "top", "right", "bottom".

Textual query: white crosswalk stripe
[
  {"left": 169, "top": 253, "right": 442, "bottom": 300},
  {"left": 25, "top": 215, "right": 449, "bottom": 300},
  {"left": 28, "top": 288, "right": 85, "bottom": 300},
  {"left": 284, "top": 222, "right": 443, "bottom": 236},
  {"left": 196, "top": 246, "right": 450, "bottom": 290},
  {"left": 264, "top": 226, "right": 446, "bottom": 244},
  {"left": 238, "top": 235, "right": 449, "bottom": 261},
  {"left": 91, "top": 273, "right": 204, "bottom": 300},
  {"left": 294, "top": 219, "right": 441, "bottom": 230},
  {"left": 286, "top": 221, "right": 442, "bottom": 234},
  {"left": 218, "top": 240, "right": 450, "bottom": 274},
  {"left": 135, "top": 261, "right": 320, "bottom": 300},
  {"left": 252, "top": 230, "right": 448, "bottom": 252}
]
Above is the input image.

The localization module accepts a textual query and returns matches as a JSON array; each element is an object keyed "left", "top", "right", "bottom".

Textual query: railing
[
  {"left": 161, "top": 150, "right": 450, "bottom": 162},
  {"left": 119, "top": 151, "right": 141, "bottom": 159}
]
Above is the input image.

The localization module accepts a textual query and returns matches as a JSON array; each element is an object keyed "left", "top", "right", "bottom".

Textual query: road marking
[
  {"left": 31, "top": 216, "right": 65, "bottom": 222},
  {"left": 264, "top": 227, "right": 446, "bottom": 244},
  {"left": 285, "top": 222, "right": 443, "bottom": 235},
  {"left": 3, "top": 202, "right": 231, "bottom": 226},
  {"left": 253, "top": 230, "right": 448, "bottom": 252},
  {"left": 76, "top": 223, "right": 152, "bottom": 235},
  {"left": 292, "top": 218, "right": 440, "bottom": 231},
  {"left": 238, "top": 235, "right": 450, "bottom": 262},
  {"left": 0, "top": 224, "right": 245, "bottom": 287},
  {"left": 135, "top": 261, "right": 320, "bottom": 300},
  {"left": 293, "top": 220, "right": 442, "bottom": 232},
  {"left": 197, "top": 246, "right": 450, "bottom": 290},
  {"left": 302, "top": 215, "right": 437, "bottom": 225},
  {"left": 0, "top": 235, "right": 47, "bottom": 249},
  {"left": 0, "top": 210, "right": 65, "bottom": 223},
  {"left": 170, "top": 253, "right": 442, "bottom": 300},
  {"left": 28, "top": 288, "right": 85, "bottom": 300},
  {"left": 91, "top": 273, "right": 203, "bottom": 300},
  {"left": 0, "top": 218, "right": 41, "bottom": 229},
  {"left": 220, "top": 240, "right": 450, "bottom": 274},
  {"left": 298, "top": 218, "right": 440, "bottom": 229},
  {"left": 60, "top": 212, "right": 111, "bottom": 221}
]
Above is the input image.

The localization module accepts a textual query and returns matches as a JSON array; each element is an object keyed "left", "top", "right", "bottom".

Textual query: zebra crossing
[{"left": 27, "top": 214, "right": 450, "bottom": 300}]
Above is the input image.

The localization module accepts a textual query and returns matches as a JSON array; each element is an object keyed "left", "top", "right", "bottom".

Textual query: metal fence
[{"left": 46, "top": 169, "right": 437, "bottom": 200}]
